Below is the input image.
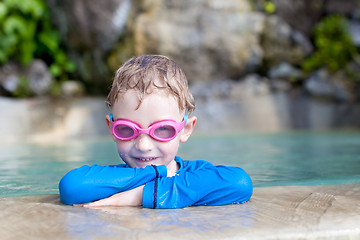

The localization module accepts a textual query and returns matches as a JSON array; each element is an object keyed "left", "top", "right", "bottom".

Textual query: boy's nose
[{"left": 134, "top": 134, "right": 154, "bottom": 152}]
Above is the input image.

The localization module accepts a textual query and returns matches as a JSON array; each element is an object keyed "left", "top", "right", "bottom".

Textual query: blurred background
[{"left": 1, "top": 0, "right": 360, "bottom": 142}]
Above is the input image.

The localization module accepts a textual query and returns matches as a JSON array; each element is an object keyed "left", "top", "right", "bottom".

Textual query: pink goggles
[{"left": 110, "top": 114, "right": 188, "bottom": 142}]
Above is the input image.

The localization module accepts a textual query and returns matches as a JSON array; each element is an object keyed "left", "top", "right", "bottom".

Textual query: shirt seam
[{"left": 151, "top": 165, "right": 159, "bottom": 208}]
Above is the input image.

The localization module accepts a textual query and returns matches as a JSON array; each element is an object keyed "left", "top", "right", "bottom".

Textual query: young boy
[{"left": 59, "top": 55, "right": 252, "bottom": 209}]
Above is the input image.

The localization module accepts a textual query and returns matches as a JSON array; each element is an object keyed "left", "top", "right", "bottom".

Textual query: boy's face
[{"left": 106, "top": 89, "right": 195, "bottom": 172}]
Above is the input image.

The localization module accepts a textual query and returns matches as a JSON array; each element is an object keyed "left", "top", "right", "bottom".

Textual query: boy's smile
[{"left": 107, "top": 89, "right": 191, "bottom": 173}]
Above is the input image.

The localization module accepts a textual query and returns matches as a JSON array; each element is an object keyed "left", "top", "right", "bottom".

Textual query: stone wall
[
  {"left": 39, "top": 0, "right": 360, "bottom": 107},
  {"left": 43, "top": 0, "right": 360, "bottom": 90},
  {"left": 0, "top": 97, "right": 110, "bottom": 142},
  {"left": 1, "top": 92, "right": 359, "bottom": 142}
]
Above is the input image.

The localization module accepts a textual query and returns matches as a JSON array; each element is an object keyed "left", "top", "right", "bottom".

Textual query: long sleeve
[
  {"left": 142, "top": 159, "right": 253, "bottom": 209},
  {"left": 59, "top": 164, "right": 167, "bottom": 205}
]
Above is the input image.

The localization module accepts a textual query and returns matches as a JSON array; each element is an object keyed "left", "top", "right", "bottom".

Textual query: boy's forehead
[{"left": 113, "top": 89, "right": 182, "bottom": 117}]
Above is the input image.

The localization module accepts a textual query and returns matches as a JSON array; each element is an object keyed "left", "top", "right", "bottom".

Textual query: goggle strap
[
  {"left": 184, "top": 114, "right": 188, "bottom": 125},
  {"left": 111, "top": 113, "right": 188, "bottom": 125}
]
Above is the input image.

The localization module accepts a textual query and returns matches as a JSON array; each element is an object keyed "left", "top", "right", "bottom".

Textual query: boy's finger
[
  {"left": 73, "top": 204, "right": 85, "bottom": 207},
  {"left": 83, "top": 197, "right": 114, "bottom": 207}
]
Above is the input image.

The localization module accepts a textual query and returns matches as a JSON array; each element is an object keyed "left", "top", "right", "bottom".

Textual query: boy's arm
[
  {"left": 59, "top": 164, "right": 167, "bottom": 205},
  {"left": 77, "top": 168, "right": 178, "bottom": 208},
  {"left": 65, "top": 162, "right": 252, "bottom": 209},
  {"left": 76, "top": 169, "right": 178, "bottom": 207},
  {"left": 143, "top": 164, "right": 253, "bottom": 209},
  {"left": 79, "top": 185, "right": 145, "bottom": 207}
]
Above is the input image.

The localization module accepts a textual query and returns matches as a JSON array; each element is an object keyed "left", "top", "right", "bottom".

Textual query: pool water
[{"left": 1, "top": 131, "right": 360, "bottom": 197}]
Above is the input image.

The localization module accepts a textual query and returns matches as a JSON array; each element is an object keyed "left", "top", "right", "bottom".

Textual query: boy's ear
[
  {"left": 105, "top": 115, "right": 116, "bottom": 141},
  {"left": 180, "top": 116, "right": 197, "bottom": 143}
]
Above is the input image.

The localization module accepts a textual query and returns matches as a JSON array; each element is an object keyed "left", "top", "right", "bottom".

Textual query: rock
[
  {"left": 44, "top": 0, "right": 317, "bottom": 88},
  {"left": 0, "top": 62, "right": 21, "bottom": 93},
  {"left": 270, "top": 79, "right": 292, "bottom": 92},
  {"left": 45, "top": 0, "right": 129, "bottom": 51},
  {"left": 0, "top": 60, "right": 52, "bottom": 96},
  {"left": 305, "top": 69, "right": 333, "bottom": 97},
  {"left": 241, "top": 74, "right": 271, "bottom": 96},
  {"left": 1, "top": 74, "right": 19, "bottom": 93},
  {"left": 324, "top": 0, "right": 360, "bottom": 15},
  {"left": 349, "top": 21, "right": 360, "bottom": 47},
  {"left": 45, "top": 0, "right": 132, "bottom": 94},
  {"left": 271, "top": 0, "right": 324, "bottom": 35},
  {"left": 271, "top": 0, "right": 358, "bottom": 36},
  {"left": 230, "top": 74, "right": 271, "bottom": 100},
  {"left": 292, "top": 30, "right": 313, "bottom": 55},
  {"left": 305, "top": 68, "right": 353, "bottom": 101},
  {"left": 61, "top": 80, "right": 85, "bottom": 97},
  {"left": 42, "top": 0, "right": 358, "bottom": 95},
  {"left": 305, "top": 69, "right": 335, "bottom": 98},
  {"left": 268, "top": 62, "right": 303, "bottom": 80},
  {"left": 261, "top": 15, "right": 312, "bottom": 68},
  {"left": 332, "top": 71, "right": 358, "bottom": 102},
  {"left": 131, "top": 0, "right": 265, "bottom": 82},
  {"left": 345, "top": 61, "right": 360, "bottom": 100},
  {"left": 191, "top": 75, "right": 272, "bottom": 103},
  {"left": 27, "top": 60, "right": 53, "bottom": 96},
  {"left": 191, "top": 80, "right": 232, "bottom": 103},
  {"left": 131, "top": 1, "right": 312, "bottom": 83}
]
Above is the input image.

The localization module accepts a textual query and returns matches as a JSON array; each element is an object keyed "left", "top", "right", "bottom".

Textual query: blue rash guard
[{"left": 59, "top": 156, "right": 253, "bottom": 208}]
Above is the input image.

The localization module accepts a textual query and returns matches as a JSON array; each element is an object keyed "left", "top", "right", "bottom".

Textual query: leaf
[
  {"left": 0, "top": 49, "right": 9, "bottom": 63},
  {"left": 50, "top": 63, "right": 62, "bottom": 77},
  {"left": 65, "top": 61, "right": 77, "bottom": 73},
  {"left": 38, "top": 30, "right": 60, "bottom": 53},
  {"left": 19, "top": 0, "right": 45, "bottom": 19},
  {"left": 19, "top": 40, "right": 36, "bottom": 65},
  {"left": 303, "top": 15, "right": 356, "bottom": 73},
  {"left": 0, "top": 34, "right": 18, "bottom": 57},
  {"left": 264, "top": 1, "right": 276, "bottom": 14},
  {"left": 55, "top": 51, "right": 67, "bottom": 64},
  {"left": 3, "top": 15, "right": 28, "bottom": 37},
  {"left": 0, "top": 2, "right": 8, "bottom": 21}
]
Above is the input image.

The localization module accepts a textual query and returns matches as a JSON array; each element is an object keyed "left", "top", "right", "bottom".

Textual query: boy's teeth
[{"left": 139, "top": 157, "right": 155, "bottom": 161}]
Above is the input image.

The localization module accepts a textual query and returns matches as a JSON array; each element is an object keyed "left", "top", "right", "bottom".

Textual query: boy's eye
[
  {"left": 115, "top": 125, "right": 134, "bottom": 138},
  {"left": 154, "top": 126, "right": 176, "bottom": 138}
]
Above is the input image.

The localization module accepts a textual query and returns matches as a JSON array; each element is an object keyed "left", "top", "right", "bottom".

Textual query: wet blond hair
[{"left": 106, "top": 55, "right": 195, "bottom": 114}]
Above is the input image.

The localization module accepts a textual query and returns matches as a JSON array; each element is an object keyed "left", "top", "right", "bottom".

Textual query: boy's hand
[
  {"left": 75, "top": 169, "right": 176, "bottom": 208},
  {"left": 167, "top": 170, "right": 177, "bottom": 177},
  {"left": 78, "top": 185, "right": 144, "bottom": 207}
]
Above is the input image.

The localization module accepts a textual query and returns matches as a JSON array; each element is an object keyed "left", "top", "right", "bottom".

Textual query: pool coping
[{"left": 1, "top": 183, "right": 360, "bottom": 240}]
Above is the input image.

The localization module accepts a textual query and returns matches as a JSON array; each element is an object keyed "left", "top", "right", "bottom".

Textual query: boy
[{"left": 59, "top": 55, "right": 252, "bottom": 209}]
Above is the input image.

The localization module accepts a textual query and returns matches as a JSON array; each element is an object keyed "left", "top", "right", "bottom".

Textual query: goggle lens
[
  {"left": 153, "top": 125, "right": 176, "bottom": 139},
  {"left": 114, "top": 125, "right": 135, "bottom": 139}
]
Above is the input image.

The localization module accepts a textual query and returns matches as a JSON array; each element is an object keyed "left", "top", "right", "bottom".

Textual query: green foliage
[
  {"left": 302, "top": 15, "right": 357, "bottom": 73},
  {"left": 12, "top": 76, "right": 32, "bottom": 98},
  {"left": 263, "top": 0, "right": 276, "bottom": 14},
  {"left": 0, "top": 0, "right": 75, "bottom": 81}
]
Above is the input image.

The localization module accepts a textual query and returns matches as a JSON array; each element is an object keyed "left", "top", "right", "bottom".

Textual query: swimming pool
[{"left": 1, "top": 131, "right": 360, "bottom": 197}]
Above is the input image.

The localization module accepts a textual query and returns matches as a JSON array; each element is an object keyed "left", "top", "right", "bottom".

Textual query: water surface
[{"left": 1, "top": 131, "right": 360, "bottom": 196}]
